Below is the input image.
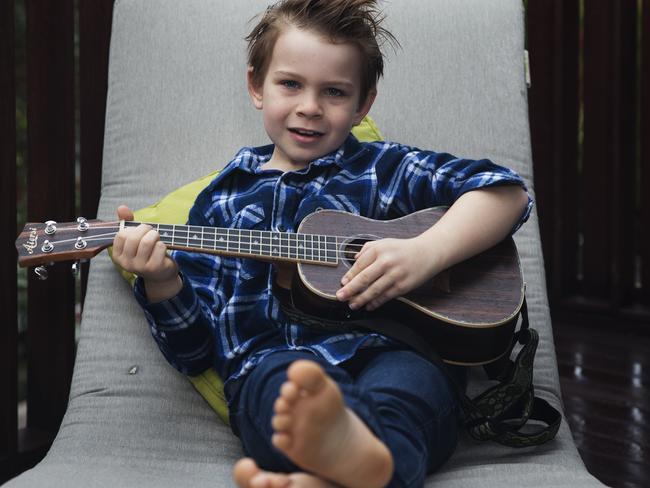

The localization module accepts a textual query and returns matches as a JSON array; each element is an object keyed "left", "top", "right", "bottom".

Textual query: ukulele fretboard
[{"left": 125, "top": 222, "right": 339, "bottom": 265}]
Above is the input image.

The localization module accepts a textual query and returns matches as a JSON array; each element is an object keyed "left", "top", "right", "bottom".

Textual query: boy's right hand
[{"left": 112, "top": 205, "right": 182, "bottom": 302}]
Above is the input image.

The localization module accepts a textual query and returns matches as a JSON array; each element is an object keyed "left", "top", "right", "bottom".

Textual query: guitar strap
[{"left": 276, "top": 287, "right": 561, "bottom": 448}]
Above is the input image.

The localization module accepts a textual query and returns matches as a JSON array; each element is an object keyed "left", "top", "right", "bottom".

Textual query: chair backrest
[
  {"left": 100, "top": 0, "right": 557, "bottom": 391},
  {"left": 6, "top": 2, "right": 601, "bottom": 487}
]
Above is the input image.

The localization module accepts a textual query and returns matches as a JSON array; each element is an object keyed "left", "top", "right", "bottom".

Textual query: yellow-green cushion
[{"left": 111, "top": 117, "right": 383, "bottom": 424}]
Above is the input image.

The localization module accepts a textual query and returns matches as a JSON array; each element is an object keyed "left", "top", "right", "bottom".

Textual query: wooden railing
[
  {"left": 1, "top": 0, "right": 649, "bottom": 482},
  {"left": 528, "top": 0, "right": 650, "bottom": 327},
  {"left": 1, "top": 0, "right": 113, "bottom": 481}
]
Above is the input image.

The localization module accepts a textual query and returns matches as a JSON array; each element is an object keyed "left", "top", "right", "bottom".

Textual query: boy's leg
[
  {"left": 229, "top": 350, "right": 357, "bottom": 472},
  {"left": 230, "top": 350, "right": 393, "bottom": 488},
  {"left": 230, "top": 348, "right": 460, "bottom": 487},
  {"left": 343, "top": 348, "right": 463, "bottom": 487}
]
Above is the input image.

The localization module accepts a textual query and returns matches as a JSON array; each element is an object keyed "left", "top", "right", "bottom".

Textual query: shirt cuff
[
  {"left": 133, "top": 273, "right": 200, "bottom": 330},
  {"left": 510, "top": 191, "right": 534, "bottom": 235}
]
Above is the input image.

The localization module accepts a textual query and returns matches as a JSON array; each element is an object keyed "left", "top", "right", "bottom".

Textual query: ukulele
[{"left": 16, "top": 207, "right": 525, "bottom": 365}]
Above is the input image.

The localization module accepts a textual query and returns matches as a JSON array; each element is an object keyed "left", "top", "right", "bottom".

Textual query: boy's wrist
[
  {"left": 412, "top": 232, "right": 449, "bottom": 278},
  {"left": 144, "top": 273, "right": 183, "bottom": 303}
]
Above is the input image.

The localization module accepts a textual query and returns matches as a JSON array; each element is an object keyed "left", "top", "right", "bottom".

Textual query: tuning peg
[
  {"left": 34, "top": 266, "right": 49, "bottom": 280},
  {"left": 74, "top": 236, "right": 87, "bottom": 250},
  {"left": 44, "top": 220, "right": 57, "bottom": 235},
  {"left": 77, "top": 217, "right": 89, "bottom": 232},
  {"left": 71, "top": 261, "right": 80, "bottom": 276}
]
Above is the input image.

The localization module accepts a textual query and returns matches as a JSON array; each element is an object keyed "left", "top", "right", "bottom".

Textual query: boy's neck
[{"left": 262, "top": 157, "right": 310, "bottom": 173}]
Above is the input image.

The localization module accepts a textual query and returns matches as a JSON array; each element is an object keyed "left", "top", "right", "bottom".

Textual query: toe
[
  {"left": 287, "top": 360, "right": 326, "bottom": 394},
  {"left": 274, "top": 396, "right": 291, "bottom": 414},
  {"left": 233, "top": 458, "right": 261, "bottom": 487},
  {"left": 272, "top": 413, "right": 292, "bottom": 432},
  {"left": 280, "top": 381, "right": 300, "bottom": 403},
  {"left": 272, "top": 432, "right": 292, "bottom": 450}
]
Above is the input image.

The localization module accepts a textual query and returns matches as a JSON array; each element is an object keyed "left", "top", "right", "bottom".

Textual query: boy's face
[{"left": 248, "top": 27, "right": 376, "bottom": 168}]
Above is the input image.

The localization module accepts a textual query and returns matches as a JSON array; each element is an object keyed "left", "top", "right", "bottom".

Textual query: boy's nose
[{"left": 296, "top": 92, "right": 323, "bottom": 118}]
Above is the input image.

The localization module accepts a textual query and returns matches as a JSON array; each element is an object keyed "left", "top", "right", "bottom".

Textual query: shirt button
[{"left": 278, "top": 225, "right": 286, "bottom": 232}]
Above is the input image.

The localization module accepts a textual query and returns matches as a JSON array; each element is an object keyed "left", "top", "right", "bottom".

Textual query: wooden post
[
  {"left": 79, "top": 0, "right": 114, "bottom": 303},
  {"left": 641, "top": 0, "right": 650, "bottom": 308},
  {"left": 0, "top": 0, "right": 19, "bottom": 479},
  {"left": 79, "top": 0, "right": 113, "bottom": 222},
  {"left": 527, "top": 0, "right": 580, "bottom": 305},
  {"left": 582, "top": 1, "right": 637, "bottom": 307},
  {"left": 24, "top": 0, "right": 76, "bottom": 436}
]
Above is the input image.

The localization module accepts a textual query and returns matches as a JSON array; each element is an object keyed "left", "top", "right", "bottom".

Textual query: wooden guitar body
[{"left": 294, "top": 208, "right": 525, "bottom": 365}]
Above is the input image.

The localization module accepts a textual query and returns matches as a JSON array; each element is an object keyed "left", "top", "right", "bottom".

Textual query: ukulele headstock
[{"left": 15, "top": 218, "right": 114, "bottom": 273}]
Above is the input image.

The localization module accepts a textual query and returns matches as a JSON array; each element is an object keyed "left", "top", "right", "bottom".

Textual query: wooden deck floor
[{"left": 553, "top": 321, "right": 650, "bottom": 488}]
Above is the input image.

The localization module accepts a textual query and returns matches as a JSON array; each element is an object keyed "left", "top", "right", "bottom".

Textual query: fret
[
  {"left": 326, "top": 236, "right": 337, "bottom": 263},
  {"left": 317, "top": 234, "right": 323, "bottom": 262},
  {"left": 204, "top": 227, "right": 217, "bottom": 251},
  {"left": 172, "top": 224, "right": 189, "bottom": 247},
  {"left": 271, "top": 231, "right": 281, "bottom": 258},
  {"left": 171, "top": 224, "right": 176, "bottom": 246},
  {"left": 235, "top": 228, "right": 241, "bottom": 254},
  {"left": 262, "top": 230, "right": 272, "bottom": 258},
  {"left": 297, "top": 233, "right": 306, "bottom": 261},
  {"left": 280, "top": 231, "right": 288, "bottom": 259},
  {"left": 187, "top": 225, "right": 202, "bottom": 249},
  {"left": 173, "top": 224, "right": 187, "bottom": 247},
  {"left": 157, "top": 224, "right": 175, "bottom": 246},
  {"left": 240, "top": 229, "right": 251, "bottom": 255},
  {"left": 306, "top": 235, "right": 312, "bottom": 261},
  {"left": 250, "top": 230, "right": 261, "bottom": 256},
  {"left": 214, "top": 228, "right": 227, "bottom": 252},
  {"left": 289, "top": 233, "right": 297, "bottom": 260}
]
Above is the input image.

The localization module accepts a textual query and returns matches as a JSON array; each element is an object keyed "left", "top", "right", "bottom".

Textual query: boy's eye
[
  {"left": 280, "top": 80, "right": 300, "bottom": 89},
  {"left": 325, "top": 87, "right": 344, "bottom": 97}
]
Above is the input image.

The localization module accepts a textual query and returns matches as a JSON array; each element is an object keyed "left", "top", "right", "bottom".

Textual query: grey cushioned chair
[{"left": 5, "top": 1, "right": 605, "bottom": 486}]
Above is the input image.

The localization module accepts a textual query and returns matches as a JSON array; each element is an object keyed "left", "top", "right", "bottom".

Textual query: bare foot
[
  {"left": 271, "top": 360, "right": 393, "bottom": 488},
  {"left": 233, "top": 457, "right": 338, "bottom": 488}
]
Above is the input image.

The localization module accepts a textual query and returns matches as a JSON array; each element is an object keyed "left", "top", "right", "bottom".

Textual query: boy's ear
[
  {"left": 353, "top": 89, "right": 377, "bottom": 126},
  {"left": 247, "top": 67, "right": 264, "bottom": 110}
]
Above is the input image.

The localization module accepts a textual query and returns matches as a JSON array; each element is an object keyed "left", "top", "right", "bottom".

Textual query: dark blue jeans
[{"left": 229, "top": 348, "right": 464, "bottom": 487}]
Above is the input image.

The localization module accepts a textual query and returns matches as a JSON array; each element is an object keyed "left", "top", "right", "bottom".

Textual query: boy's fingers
[
  {"left": 112, "top": 232, "right": 125, "bottom": 256},
  {"left": 137, "top": 229, "right": 161, "bottom": 260},
  {"left": 149, "top": 240, "right": 170, "bottom": 269},
  {"left": 116, "top": 205, "right": 135, "bottom": 221},
  {"left": 121, "top": 224, "right": 153, "bottom": 258},
  {"left": 337, "top": 260, "right": 383, "bottom": 302},
  {"left": 341, "top": 245, "right": 376, "bottom": 285},
  {"left": 348, "top": 273, "right": 394, "bottom": 310}
]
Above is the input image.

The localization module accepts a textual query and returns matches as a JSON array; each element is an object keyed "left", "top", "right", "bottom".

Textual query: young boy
[{"left": 112, "top": 1, "right": 532, "bottom": 487}]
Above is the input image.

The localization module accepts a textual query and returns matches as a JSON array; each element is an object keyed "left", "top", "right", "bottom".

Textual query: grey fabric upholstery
[{"left": 5, "top": 1, "right": 604, "bottom": 486}]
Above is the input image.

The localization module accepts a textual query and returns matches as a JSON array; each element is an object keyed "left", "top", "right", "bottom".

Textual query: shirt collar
[{"left": 230, "top": 134, "right": 367, "bottom": 174}]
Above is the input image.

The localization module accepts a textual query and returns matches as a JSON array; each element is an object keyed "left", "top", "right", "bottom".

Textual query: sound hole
[{"left": 342, "top": 237, "right": 375, "bottom": 267}]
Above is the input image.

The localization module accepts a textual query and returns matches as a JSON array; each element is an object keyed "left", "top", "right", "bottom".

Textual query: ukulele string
[
  {"left": 77, "top": 224, "right": 373, "bottom": 244},
  {"left": 108, "top": 221, "right": 380, "bottom": 244},
  {"left": 46, "top": 227, "right": 373, "bottom": 258}
]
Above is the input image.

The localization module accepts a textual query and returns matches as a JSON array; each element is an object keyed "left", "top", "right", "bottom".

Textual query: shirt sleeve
[
  {"left": 131, "top": 189, "right": 225, "bottom": 377},
  {"left": 374, "top": 145, "right": 533, "bottom": 234},
  {"left": 133, "top": 272, "right": 216, "bottom": 375}
]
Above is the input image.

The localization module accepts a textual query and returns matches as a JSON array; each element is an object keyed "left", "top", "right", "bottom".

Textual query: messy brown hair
[{"left": 245, "top": 0, "right": 398, "bottom": 103}]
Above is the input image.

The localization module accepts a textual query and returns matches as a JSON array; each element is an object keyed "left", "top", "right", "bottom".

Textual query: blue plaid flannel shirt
[{"left": 133, "top": 135, "right": 533, "bottom": 400}]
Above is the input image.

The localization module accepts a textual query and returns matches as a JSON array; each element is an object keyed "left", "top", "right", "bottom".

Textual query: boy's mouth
[{"left": 288, "top": 128, "right": 324, "bottom": 137}]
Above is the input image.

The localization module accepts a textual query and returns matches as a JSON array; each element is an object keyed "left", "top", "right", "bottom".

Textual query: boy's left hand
[{"left": 335, "top": 236, "right": 439, "bottom": 311}]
